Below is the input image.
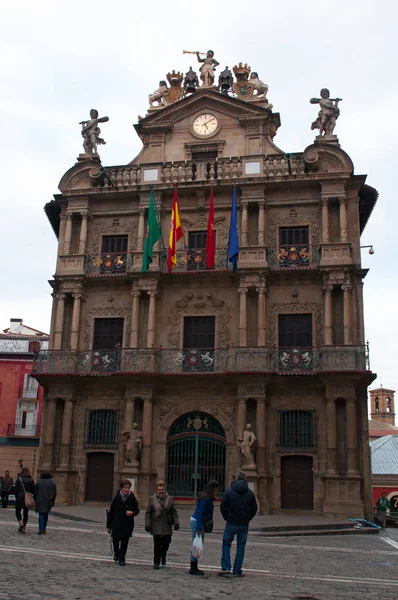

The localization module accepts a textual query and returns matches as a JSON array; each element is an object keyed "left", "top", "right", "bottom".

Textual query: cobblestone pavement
[{"left": 1, "top": 510, "right": 398, "bottom": 600}]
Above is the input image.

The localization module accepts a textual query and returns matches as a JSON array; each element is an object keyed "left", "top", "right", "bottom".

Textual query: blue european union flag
[{"left": 228, "top": 184, "right": 239, "bottom": 272}]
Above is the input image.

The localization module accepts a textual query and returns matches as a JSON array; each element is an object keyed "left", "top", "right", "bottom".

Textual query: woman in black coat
[
  {"left": 106, "top": 479, "right": 139, "bottom": 566},
  {"left": 14, "top": 467, "right": 35, "bottom": 534}
]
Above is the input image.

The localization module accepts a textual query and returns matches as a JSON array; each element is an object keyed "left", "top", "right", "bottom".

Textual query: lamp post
[
  {"left": 360, "top": 245, "right": 374, "bottom": 255},
  {"left": 18, "top": 456, "right": 23, "bottom": 474}
]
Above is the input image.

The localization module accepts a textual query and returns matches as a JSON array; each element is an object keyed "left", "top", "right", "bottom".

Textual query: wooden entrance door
[
  {"left": 85, "top": 452, "right": 114, "bottom": 501},
  {"left": 281, "top": 455, "right": 313, "bottom": 510}
]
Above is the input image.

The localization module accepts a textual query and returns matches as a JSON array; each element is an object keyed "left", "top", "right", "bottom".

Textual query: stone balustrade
[{"left": 33, "top": 346, "right": 367, "bottom": 377}]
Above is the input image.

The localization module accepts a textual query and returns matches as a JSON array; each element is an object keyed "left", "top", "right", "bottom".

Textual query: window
[
  {"left": 100, "top": 235, "right": 128, "bottom": 273},
  {"left": 70, "top": 215, "right": 82, "bottom": 254},
  {"left": 279, "top": 226, "right": 309, "bottom": 246},
  {"left": 182, "top": 316, "right": 215, "bottom": 372},
  {"left": 375, "top": 397, "right": 379, "bottom": 412},
  {"left": 85, "top": 409, "right": 119, "bottom": 447},
  {"left": 93, "top": 318, "right": 124, "bottom": 350},
  {"left": 279, "top": 410, "right": 315, "bottom": 449},
  {"left": 278, "top": 314, "right": 312, "bottom": 348},
  {"left": 23, "top": 374, "right": 39, "bottom": 399},
  {"left": 192, "top": 151, "right": 218, "bottom": 160},
  {"left": 187, "top": 230, "right": 215, "bottom": 270}
]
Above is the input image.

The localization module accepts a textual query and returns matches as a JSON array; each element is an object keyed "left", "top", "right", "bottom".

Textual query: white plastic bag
[{"left": 192, "top": 534, "right": 203, "bottom": 559}]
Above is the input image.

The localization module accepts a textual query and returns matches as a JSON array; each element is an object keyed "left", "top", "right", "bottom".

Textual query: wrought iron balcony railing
[
  {"left": 268, "top": 245, "right": 319, "bottom": 268},
  {"left": 33, "top": 346, "right": 368, "bottom": 376},
  {"left": 7, "top": 423, "right": 39, "bottom": 437},
  {"left": 84, "top": 252, "right": 131, "bottom": 276},
  {"left": 161, "top": 248, "right": 230, "bottom": 273}
]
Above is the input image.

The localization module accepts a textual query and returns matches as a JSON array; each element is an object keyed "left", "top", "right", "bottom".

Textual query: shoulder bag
[{"left": 19, "top": 477, "right": 35, "bottom": 510}]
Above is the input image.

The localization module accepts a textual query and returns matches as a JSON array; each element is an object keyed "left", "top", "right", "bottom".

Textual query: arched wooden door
[
  {"left": 85, "top": 452, "right": 114, "bottom": 501},
  {"left": 167, "top": 412, "right": 226, "bottom": 499},
  {"left": 281, "top": 455, "right": 313, "bottom": 510}
]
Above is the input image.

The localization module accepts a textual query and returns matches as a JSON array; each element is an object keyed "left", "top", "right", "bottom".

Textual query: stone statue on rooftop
[
  {"left": 196, "top": 50, "right": 219, "bottom": 87},
  {"left": 79, "top": 109, "right": 109, "bottom": 156},
  {"left": 149, "top": 80, "right": 169, "bottom": 108},
  {"left": 310, "top": 89, "right": 342, "bottom": 136},
  {"left": 249, "top": 72, "right": 268, "bottom": 99},
  {"left": 237, "top": 423, "right": 257, "bottom": 470}
]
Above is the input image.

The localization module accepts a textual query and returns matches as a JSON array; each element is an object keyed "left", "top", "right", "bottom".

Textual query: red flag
[
  {"left": 167, "top": 188, "right": 183, "bottom": 273},
  {"left": 206, "top": 187, "right": 215, "bottom": 269}
]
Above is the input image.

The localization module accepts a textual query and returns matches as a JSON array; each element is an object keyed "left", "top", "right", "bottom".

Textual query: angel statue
[
  {"left": 310, "top": 89, "right": 342, "bottom": 136},
  {"left": 79, "top": 109, "right": 109, "bottom": 155}
]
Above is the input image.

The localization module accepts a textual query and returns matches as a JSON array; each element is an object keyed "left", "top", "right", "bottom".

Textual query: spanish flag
[{"left": 167, "top": 188, "right": 183, "bottom": 273}]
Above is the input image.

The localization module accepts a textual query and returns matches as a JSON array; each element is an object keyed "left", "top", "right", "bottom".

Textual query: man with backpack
[{"left": 218, "top": 471, "right": 257, "bottom": 578}]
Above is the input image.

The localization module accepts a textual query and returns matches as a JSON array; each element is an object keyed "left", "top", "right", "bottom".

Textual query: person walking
[
  {"left": 0, "top": 471, "right": 14, "bottom": 508},
  {"left": 34, "top": 472, "right": 57, "bottom": 535},
  {"left": 106, "top": 479, "right": 139, "bottom": 566},
  {"left": 145, "top": 480, "right": 180, "bottom": 569},
  {"left": 189, "top": 479, "right": 219, "bottom": 576},
  {"left": 376, "top": 491, "right": 390, "bottom": 530},
  {"left": 14, "top": 467, "right": 35, "bottom": 534},
  {"left": 218, "top": 471, "right": 258, "bottom": 578}
]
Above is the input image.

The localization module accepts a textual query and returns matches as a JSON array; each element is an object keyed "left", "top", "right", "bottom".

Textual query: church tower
[{"left": 370, "top": 387, "right": 396, "bottom": 426}]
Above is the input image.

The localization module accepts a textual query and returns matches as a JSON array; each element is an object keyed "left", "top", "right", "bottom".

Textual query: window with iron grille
[
  {"left": 101, "top": 235, "right": 128, "bottom": 254},
  {"left": 279, "top": 226, "right": 309, "bottom": 246},
  {"left": 278, "top": 410, "right": 315, "bottom": 449},
  {"left": 85, "top": 409, "right": 119, "bottom": 447}
]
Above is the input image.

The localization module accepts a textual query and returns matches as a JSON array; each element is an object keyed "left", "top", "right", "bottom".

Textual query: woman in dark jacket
[
  {"left": 189, "top": 479, "right": 219, "bottom": 576},
  {"left": 14, "top": 467, "right": 35, "bottom": 534},
  {"left": 145, "top": 480, "right": 180, "bottom": 569},
  {"left": 34, "top": 472, "right": 57, "bottom": 535},
  {"left": 106, "top": 479, "right": 139, "bottom": 566}
]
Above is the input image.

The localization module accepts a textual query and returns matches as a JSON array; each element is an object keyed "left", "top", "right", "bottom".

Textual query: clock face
[{"left": 193, "top": 114, "right": 218, "bottom": 136}]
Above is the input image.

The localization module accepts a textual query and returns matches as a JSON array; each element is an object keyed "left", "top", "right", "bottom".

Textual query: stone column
[
  {"left": 58, "top": 215, "right": 67, "bottom": 255},
  {"left": 141, "top": 397, "right": 153, "bottom": 471},
  {"left": 323, "top": 284, "right": 333, "bottom": 345},
  {"left": 321, "top": 197, "right": 330, "bottom": 243},
  {"left": 70, "top": 293, "right": 82, "bottom": 350},
  {"left": 146, "top": 291, "right": 157, "bottom": 347},
  {"left": 238, "top": 287, "right": 248, "bottom": 347},
  {"left": 78, "top": 211, "right": 89, "bottom": 254},
  {"left": 256, "top": 285, "right": 266, "bottom": 346},
  {"left": 326, "top": 398, "right": 337, "bottom": 473},
  {"left": 236, "top": 399, "right": 247, "bottom": 442},
  {"left": 258, "top": 201, "right": 265, "bottom": 246},
  {"left": 137, "top": 208, "right": 146, "bottom": 251},
  {"left": 42, "top": 398, "right": 57, "bottom": 469},
  {"left": 63, "top": 214, "right": 73, "bottom": 255},
  {"left": 59, "top": 399, "right": 74, "bottom": 469},
  {"left": 339, "top": 196, "right": 348, "bottom": 242},
  {"left": 342, "top": 283, "right": 353, "bottom": 345},
  {"left": 241, "top": 202, "right": 248, "bottom": 247},
  {"left": 124, "top": 397, "right": 135, "bottom": 431},
  {"left": 256, "top": 398, "right": 266, "bottom": 474},
  {"left": 130, "top": 290, "right": 140, "bottom": 348},
  {"left": 53, "top": 293, "right": 66, "bottom": 350},
  {"left": 346, "top": 398, "right": 358, "bottom": 473}
]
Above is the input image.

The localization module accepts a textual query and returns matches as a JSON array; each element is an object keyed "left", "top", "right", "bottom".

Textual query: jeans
[
  {"left": 378, "top": 511, "right": 387, "bottom": 529},
  {"left": 1, "top": 491, "right": 9, "bottom": 508},
  {"left": 221, "top": 522, "right": 249, "bottom": 575},
  {"left": 190, "top": 517, "right": 205, "bottom": 562},
  {"left": 38, "top": 512, "right": 49, "bottom": 533}
]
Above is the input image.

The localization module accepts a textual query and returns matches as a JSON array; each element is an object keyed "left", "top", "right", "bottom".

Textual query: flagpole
[{"left": 150, "top": 185, "right": 167, "bottom": 259}]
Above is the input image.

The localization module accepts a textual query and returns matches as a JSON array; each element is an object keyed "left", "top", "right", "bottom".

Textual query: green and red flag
[{"left": 142, "top": 189, "right": 162, "bottom": 272}]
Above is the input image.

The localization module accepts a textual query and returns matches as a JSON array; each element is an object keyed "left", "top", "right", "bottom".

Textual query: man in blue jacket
[{"left": 218, "top": 471, "right": 258, "bottom": 577}]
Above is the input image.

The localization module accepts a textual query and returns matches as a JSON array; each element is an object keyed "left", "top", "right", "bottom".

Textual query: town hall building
[{"left": 34, "top": 58, "right": 378, "bottom": 517}]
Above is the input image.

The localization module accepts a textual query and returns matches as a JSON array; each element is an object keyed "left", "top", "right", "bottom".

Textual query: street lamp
[
  {"left": 18, "top": 456, "right": 23, "bottom": 473},
  {"left": 360, "top": 245, "right": 374, "bottom": 255}
]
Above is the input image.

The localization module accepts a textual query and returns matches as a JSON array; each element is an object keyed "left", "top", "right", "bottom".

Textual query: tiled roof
[
  {"left": 368, "top": 419, "right": 398, "bottom": 431},
  {"left": 371, "top": 435, "right": 398, "bottom": 475}
]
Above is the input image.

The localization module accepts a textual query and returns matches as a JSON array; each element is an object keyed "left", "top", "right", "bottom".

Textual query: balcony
[
  {"left": 84, "top": 252, "right": 131, "bottom": 277},
  {"left": 33, "top": 346, "right": 368, "bottom": 377},
  {"left": 268, "top": 245, "right": 319, "bottom": 268},
  {"left": 7, "top": 423, "right": 39, "bottom": 437},
  {"left": 162, "top": 248, "right": 230, "bottom": 273}
]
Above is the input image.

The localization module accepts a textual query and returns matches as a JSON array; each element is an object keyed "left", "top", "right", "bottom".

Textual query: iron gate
[{"left": 167, "top": 412, "right": 226, "bottom": 499}]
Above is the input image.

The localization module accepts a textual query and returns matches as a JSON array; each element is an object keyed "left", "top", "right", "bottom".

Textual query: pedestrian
[
  {"left": 34, "top": 471, "right": 57, "bottom": 535},
  {"left": 106, "top": 479, "right": 140, "bottom": 566},
  {"left": 14, "top": 467, "right": 35, "bottom": 534},
  {"left": 218, "top": 471, "right": 258, "bottom": 578},
  {"left": 376, "top": 491, "right": 390, "bottom": 530},
  {"left": 189, "top": 479, "right": 219, "bottom": 576},
  {"left": 145, "top": 480, "right": 180, "bottom": 569},
  {"left": 0, "top": 471, "right": 14, "bottom": 508}
]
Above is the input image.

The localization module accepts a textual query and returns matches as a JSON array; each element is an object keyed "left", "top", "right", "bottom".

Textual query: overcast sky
[{"left": 1, "top": 1, "right": 396, "bottom": 394}]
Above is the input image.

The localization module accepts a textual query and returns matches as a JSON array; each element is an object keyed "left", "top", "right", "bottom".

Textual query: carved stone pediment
[
  {"left": 303, "top": 143, "right": 354, "bottom": 175},
  {"left": 59, "top": 160, "right": 100, "bottom": 193}
]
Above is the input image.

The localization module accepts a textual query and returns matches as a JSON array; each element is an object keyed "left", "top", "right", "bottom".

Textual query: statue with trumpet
[{"left": 183, "top": 49, "right": 219, "bottom": 87}]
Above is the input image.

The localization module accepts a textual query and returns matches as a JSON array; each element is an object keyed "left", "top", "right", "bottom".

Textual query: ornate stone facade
[{"left": 36, "top": 81, "right": 377, "bottom": 519}]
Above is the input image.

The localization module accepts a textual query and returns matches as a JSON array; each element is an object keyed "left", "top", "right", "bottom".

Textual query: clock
[{"left": 192, "top": 114, "right": 219, "bottom": 137}]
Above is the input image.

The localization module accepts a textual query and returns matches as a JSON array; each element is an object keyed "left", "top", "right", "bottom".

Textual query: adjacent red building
[{"left": 0, "top": 319, "right": 48, "bottom": 479}]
